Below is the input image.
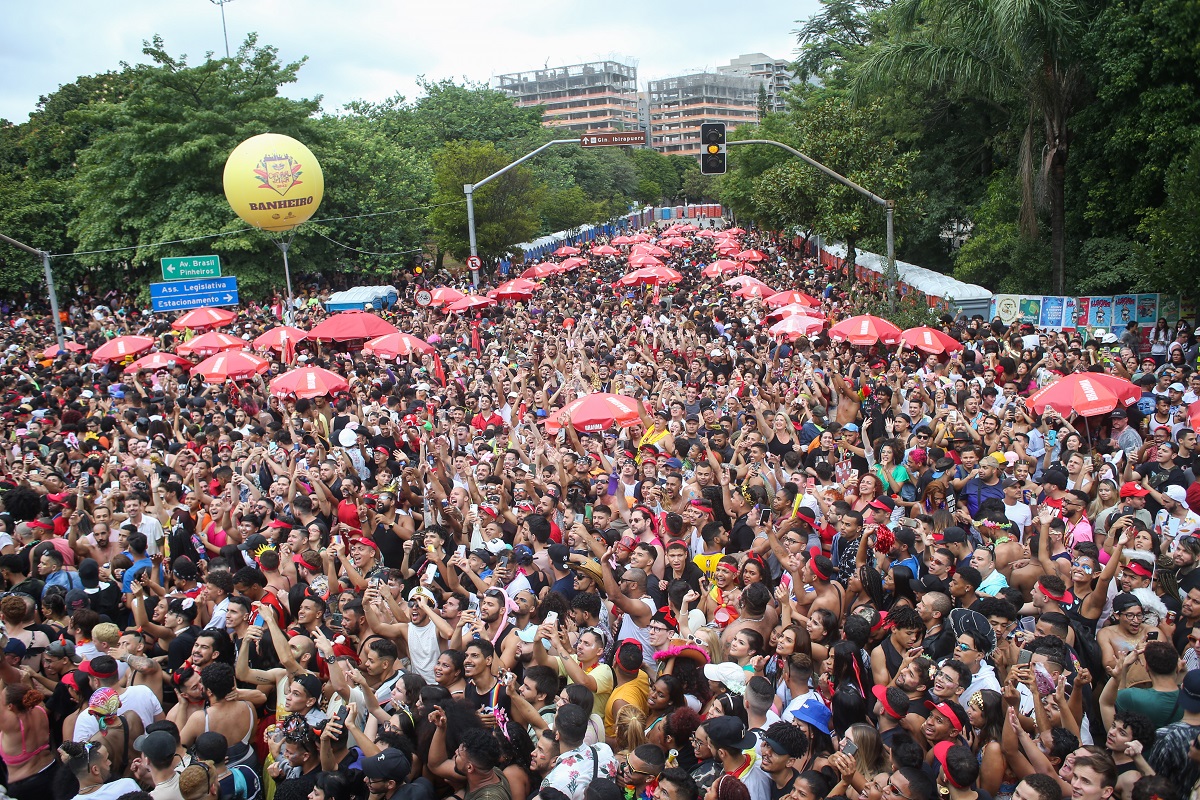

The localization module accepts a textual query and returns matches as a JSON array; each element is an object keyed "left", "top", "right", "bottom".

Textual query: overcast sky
[{"left": 0, "top": 1, "right": 819, "bottom": 122}]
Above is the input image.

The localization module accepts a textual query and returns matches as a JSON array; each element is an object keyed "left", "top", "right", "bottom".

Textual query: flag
[{"left": 281, "top": 331, "right": 295, "bottom": 366}]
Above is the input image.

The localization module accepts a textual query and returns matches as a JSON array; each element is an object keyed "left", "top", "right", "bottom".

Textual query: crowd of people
[{"left": 1, "top": 220, "right": 1200, "bottom": 800}]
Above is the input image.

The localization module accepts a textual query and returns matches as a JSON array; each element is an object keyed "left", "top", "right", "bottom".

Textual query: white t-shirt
[
  {"left": 72, "top": 684, "right": 163, "bottom": 741},
  {"left": 72, "top": 778, "right": 142, "bottom": 800},
  {"left": 132, "top": 514, "right": 166, "bottom": 556},
  {"left": 1004, "top": 501, "right": 1032, "bottom": 536}
]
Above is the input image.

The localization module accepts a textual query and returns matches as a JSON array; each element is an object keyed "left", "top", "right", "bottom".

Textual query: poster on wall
[
  {"left": 1179, "top": 297, "right": 1196, "bottom": 327},
  {"left": 993, "top": 295, "right": 1021, "bottom": 325},
  {"left": 1075, "top": 297, "right": 1091, "bottom": 329},
  {"left": 1136, "top": 294, "right": 1159, "bottom": 325},
  {"left": 1039, "top": 297, "right": 1066, "bottom": 329},
  {"left": 1019, "top": 296, "right": 1042, "bottom": 325},
  {"left": 1088, "top": 297, "right": 1114, "bottom": 330},
  {"left": 1160, "top": 296, "right": 1181, "bottom": 325},
  {"left": 1062, "top": 297, "right": 1078, "bottom": 330},
  {"left": 1112, "top": 295, "right": 1137, "bottom": 327}
]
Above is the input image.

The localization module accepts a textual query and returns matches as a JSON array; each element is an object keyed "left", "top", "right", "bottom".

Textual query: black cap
[
  {"left": 1110, "top": 408, "right": 1127, "bottom": 419},
  {"left": 362, "top": 748, "right": 412, "bottom": 782},
  {"left": 238, "top": 533, "right": 270, "bottom": 552},
  {"left": 172, "top": 556, "right": 199, "bottom": 580},
  {"left": 705, "top": 716, "right": 757, "bottom": 751},
  {"left": 547, "top": 543, "right": 571, "bottom": 570},
  {"left": 941, "top": 526, "right": 968, "bottom": 544},
  {"left": 910, "top": 575, "right": 948, "bottom": 594}
]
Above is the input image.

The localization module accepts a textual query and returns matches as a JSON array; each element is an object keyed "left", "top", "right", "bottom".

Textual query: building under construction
[
  {"left": 646, "top": 72, "right": 761, "bottom": 157},
  {"left": 495, "top": 61, "right": 641, "bottom": 133}
]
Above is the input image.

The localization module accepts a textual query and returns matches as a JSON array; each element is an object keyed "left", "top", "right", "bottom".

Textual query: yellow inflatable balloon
[{"left": 223, "top": 133, "right": 324, "bottom": 231}]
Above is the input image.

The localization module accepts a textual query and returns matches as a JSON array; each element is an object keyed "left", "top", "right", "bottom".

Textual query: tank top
[
  {"left": 617, "top": 596, "right": 658, "bottom": 669},
  {"left": 407, "top": 620, "right": 440, "bottom": 683}
]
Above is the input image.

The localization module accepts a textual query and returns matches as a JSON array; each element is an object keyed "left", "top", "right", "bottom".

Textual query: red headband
[{"left": 809, "top": 552, "right": 830, "bottom": 581}]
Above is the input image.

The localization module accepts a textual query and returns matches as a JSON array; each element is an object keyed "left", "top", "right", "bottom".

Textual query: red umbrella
[
  {"left": 1026, "top": 373, "right": 1134, "bottom": 417},
  {"left": 715, "top": 242, "right": 740, "bottom": 256},
  {"left": 702, "top": 259, "right": 742, "bottom": 277},
  {"left": 92, "top": 336, "right": 155, "bottom": 363},
  {"left": 828, "top": 315, "right": 903, "bottom": 346},
  {"left": 171, "top": 307, "right": 237, "bottom": 331},
  {"left": 765, "top": 290, "right": 820, "bottom": 308},
  {"left": 733, "top": 283, "right": 776, "bottom": 299},
  {"left": 310, "top": 311, "right": 399, "bottom": 343},
  {"left": 677, "top": 223, "right": 699, "bottom": 233},
  {"left": 520, "top": 263, "right": 560, "bottom": 279},
  {"left": 544, "top": 393, "right": 646, "bottom": 434},
  {"left": 694, "top": 230, "right": 716, "bottom": 239},
  {"left": 629, "top": 254, "right": 666, "bottom": 268},
  {"left": 610, "top": 236, "right": 634, "bottom": 245},
  {"left": 252, "top": 326, "right": 309, "bottom": 353},
  {"left": 769, "top": 303, "right": 827, "bottom": 321},
  {"left": 270, "top": 366, "right": 349, "bottom": 399},
  {"left": 900, "top": 326, "right": 964, "bottom": 354},
  {"left": 1079, "top": 373, "right": 1141, "bottom": 406},
  {"left": 122, "top": 352, "right": 191, "bottom": 373},
  {"left": 616, "top": 266, "right": 684, "bottom": 286},
  {"left": 723, "top": 275, "right": 771, "bottom": 289},
  {"left": 446, "top": 294, "right": 497, "bottom": 313},
  {"left": 591, "top": 245, "right": 619, "bottom": 256},
  {"left": 632, "top": 244, "right": 670, "bottom": 258},
  {"left": 192, "top": 351, "right": 270, "bottom": 382},
  {"left": 725, "top": 227, "right": 746, "bottom": 235},
  {"left": 428, "top": 286, "right": 466, "bottom": 307},
  {"left": 487, "top": 279, "right": 539, "bottom": 302},
  {"left": 769, "top": 315, "right": 825, "bottom": 340},
  {"left": 42, "top": 341, "right": 87, "bottom": 358},
  {"left": 552, "top": 245, "right": 580, "bottom": 256},
  {"left": 362, "top": 333, "right": 435, "bottom": 359},
  {"left": 557, "top": 257, "right": 587, "bottom": 271},
  {"left": 630, "top": 233, "right": 652, "bottom": 242},
  {"left": 660, "top": 237, "right": 689, "bottom": 248},
  {"left": 736, "top": 249, "right": 768, "bottom": 262},
  {"left": 176, "top": 332, "right": 246, "bottom": 357}
]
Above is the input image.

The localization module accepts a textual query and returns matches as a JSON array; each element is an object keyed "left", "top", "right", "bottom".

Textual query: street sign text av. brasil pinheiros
[
  {"left": 150, "top": 277, "right": 239, "bottom": 313},
  {"left": 161, "top": 255, "right": 222, "bottom": 281},
  {"left": 580, "top": 131, "right": 649, "bottom": 147}
]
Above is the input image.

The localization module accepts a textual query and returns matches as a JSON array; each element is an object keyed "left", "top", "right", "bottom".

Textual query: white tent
[{"left": 823, "top": 243, "right": 992, "bottom": 316}]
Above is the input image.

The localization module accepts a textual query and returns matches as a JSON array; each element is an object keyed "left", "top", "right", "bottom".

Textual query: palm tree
[{"left": 852, "top": 0, "right": 1084, "bottom": 294}]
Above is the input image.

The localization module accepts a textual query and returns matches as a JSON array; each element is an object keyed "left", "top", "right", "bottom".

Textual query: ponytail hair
[{"left": 4, "top": 684, "right": 42, "bottom": 712}]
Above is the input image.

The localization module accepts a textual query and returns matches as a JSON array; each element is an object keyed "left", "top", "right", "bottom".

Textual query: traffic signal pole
[
  {"left": 464, "top": 138, "right": 580, "bottom": 288},
  {"left": 0, "top": 232, "right": 66, "bottom": 350},
  {"left": 728, "top": 139, "right": 898, "bottom": 311}
]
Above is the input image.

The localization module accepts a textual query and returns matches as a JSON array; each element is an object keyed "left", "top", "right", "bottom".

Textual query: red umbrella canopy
[
  {"left": 171, "top": 307, "right": 237, "bottom": 331},
  {"left": 694, "top": 229, "right": 717, "bottom": 239},
  {"left": 629, "top": 254, "right": 666, "bottom": 268},
  {"left": 520, "top": 263, "right": 560, "bottom": 279},
  {"left": 270, "top": 366, "right": 349, "bottom": 399},
  {"left": 610, "top": 236, "right": 634, "bottom": 245},
  {"left": 591, "top": 245, "right": 619, "bottom": 256},
  {"left": 92, "top": 336, "right": 155, "bottom": 363},
  {"left": 769, "top": 315, "right": 825, "bottom": 340},
  {"left": 702, "top": 259, "right": 742, "bottom": 277},
  {"left": 552, "top": 245, "right": 580, "bottom": 256},
  {"left": 733, "top": 283, "right": 776, "bottom": 298},
  {"left": 487, "top": 279, "right": 539, "bottom": 301},
  {"left": 176, "top": 331, "right": 246, "bottom": 357},
  {"left": 192, "top": 351, "right": 270, "bottom": 382},
  {"left": 828, "top": 315, "right": 903, "bottom": 346},
  {"left": 899, "top": 326, "right": 964, "bottom": 354},
  {"left": 428, "top": 286, "right": 466, "bottom": 307},
  {"left": 660, "top": 237, "right": 689, "bottom": 248},
  {"left": 769, "top": 303, "right": 827, "bottom": 321},
  {"left": 715, "top": 242, "right": 741, "bottom": 256},
  {"left": 725, "top": 227, "right": 746, "bottom": 235},
  {"left": 252, "top": 326, "right": 309, "bottom": 352},
  {"left": 629, "top": 233, "right": 651, "bottom": 242},
  {"left": 765, "top": 290, "right": 820, "bottom": 308},
  {"left": 446, "top": 294, "right": 497, "bottom": 313},
  {"left": 362, "top": 333, "right": 435, "bottom": 359},
  {"left": 42, "top": 341, "right": 87, "bottom": 357},
  {"left": 632, "top": 244, "right": 671, "bottom": 258},
  {"left": 122, "top": 352, "right": 191, "bottom": 373},
  {"left": 736, "top": 249, "right": 768, "bottom": 262},
  {"left": 616, "top": 266, "right": 683, "bottom": 286},
  {"left": 723, "top": 275, "right": 771, "bottom": 289},
  {"left": 309, "top": 311, "right": 399, "bottom": 343},
  {"left": 544, "top": 393, "right": 646, "bottom": 434},
  {"left": 557, "top": 257, "right": 587, "bottom": 271},
  {"left": 1026, "top": 373, "right": 1133, "bottom": 417}
]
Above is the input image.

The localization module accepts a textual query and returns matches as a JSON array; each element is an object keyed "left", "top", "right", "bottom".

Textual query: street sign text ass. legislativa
[{"left": 580, "top": 131, "right": 649, "bottom": 147}]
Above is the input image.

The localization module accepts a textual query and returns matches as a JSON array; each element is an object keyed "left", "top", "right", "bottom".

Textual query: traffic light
[{"left": 700, "top": 122, "right": 727, "bottom": 175}]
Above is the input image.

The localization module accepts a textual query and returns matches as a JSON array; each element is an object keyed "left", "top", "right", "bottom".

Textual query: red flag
[
  {"left": 432, "top": 350, "right": 446, "bottom": 387},
  {"left": 281, "top": 331, "right": 296, "bottom": 366},
  {"left": 470, "top": 319, "right": 482, "bottom": 354}
]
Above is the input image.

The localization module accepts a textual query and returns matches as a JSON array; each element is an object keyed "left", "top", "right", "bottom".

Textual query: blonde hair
[
  {"left": 614, "top": 704, "right": 647, "bottom": 753},
  {"left": 179, "top": 761, "right": 215, "bottom": 800},
  {"left": 92, "top": 622, "right": 120, "bottom": 646},
  {"left": 692, "top": 627, "right": 725, "bottom": 665},
  {"left": 846, "top": 723, "right": 888, "bottom": 778}
]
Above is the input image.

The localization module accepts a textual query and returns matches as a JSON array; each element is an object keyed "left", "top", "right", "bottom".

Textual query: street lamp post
[
  {"left": 464, "top": 138, "right": 580, "bottom": 288},
  {"left": 0, "top": 233, "right": 66, "bottom": 350},
  {"left": 728, "top": 139, "right": 898, "bottom": 311}
]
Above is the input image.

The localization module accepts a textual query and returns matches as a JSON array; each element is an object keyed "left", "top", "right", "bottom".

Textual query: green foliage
[
  {"left": 1142, "top": 138, "right": 1200, "bottom": 295},
  {"left": 952, "top": 174, "right": 1051, "bottom": 293},
  {"left": 428, "top": 140, "right": 542, "bottom": 262},
  {"left": 628, "top": 149, "right": 681, "bottom": 202},
  {"left": 855, "top": 290, "right": 941, "bottom": 329}
]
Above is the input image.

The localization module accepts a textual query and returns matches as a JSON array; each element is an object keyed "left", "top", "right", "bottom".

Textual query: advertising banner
[
  {"left": 1019, "top": 296, "right": 1042, "bottom": 325},
  {"left": 1136, "top": 294, "right": 1159, "bottom": 325},
  {"left": 1088, "top": 297, "right": 1114, "bottom": 330},
  {"left": 1112, "top": 295, "right": 1137, "bottom": 328},
  {"left": 1039, "top": 297, "right": 1066, "bottom": 328}
]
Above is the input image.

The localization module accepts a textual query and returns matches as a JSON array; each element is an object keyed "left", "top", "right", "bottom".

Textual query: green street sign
[{"left": 161, "top": 255, "right": 222, "bottom": 281}]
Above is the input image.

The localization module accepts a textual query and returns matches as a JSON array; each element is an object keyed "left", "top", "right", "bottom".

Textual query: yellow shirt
[
  {"left": 604, "top": 670, "right": 650, "bottom": 740},
  {"left": 551, "top": 655, "right": 614, "bottom": 719}
]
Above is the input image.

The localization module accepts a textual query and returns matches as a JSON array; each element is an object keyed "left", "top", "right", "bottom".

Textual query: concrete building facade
[
  {"left": 716, "top": 53, "right": 798, "bottom": 114},
  {"left": 494, "top": 61, "right": 640, "bottom": 133},
  {"left": 646, "top": 72, "right": 761, "bottom": 156}
]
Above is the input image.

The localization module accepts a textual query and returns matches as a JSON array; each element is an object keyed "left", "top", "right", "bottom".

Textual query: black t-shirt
[
  {"left": 729, "top": 513, "right": 757, "bottom": 553},
  {"left": 1137, "top": 463, "right": 1188, "bottom": 515},
  {"left": 923, "top": 626, "right": 956, "bottom": 662},
  {"left": 168, "top": 626, "right": 200, "bottom": 672},
  {"left": 768, "top": 770, "right": 797, "bottom": 800},
  {"left": 274, "top": 766, "right": 320, "bottom": 800},
  {"left": 463, "top": 677, "right": 511, "bottom": 716},
  {"left": 372, "top": 519, "right": 409, "bottom": 570}
]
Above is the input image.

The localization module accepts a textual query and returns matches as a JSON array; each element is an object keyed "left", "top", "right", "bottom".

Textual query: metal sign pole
[{"left": 0, "top": 232, "right": 66, "bottom": 350}]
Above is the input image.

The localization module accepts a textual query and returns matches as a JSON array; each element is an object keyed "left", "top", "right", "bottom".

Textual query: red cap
[
  {"left": 924, "top": 700, "right": 967, "bottom": 731},
  {"left": 350, "top": 537, "right": 381, "bottom": 552},
  {"left": 1037, "top": 582, "right": 1074, "bottom": 604},
  {"left": 933, "top": 741, "right": 969, "bottom": 787},
  {"left": 1126, "top": 561, "right": 1153, "bottom": 578},
  {"left": 872, "top": 684, "right": 904, "bottom": 720},
  {"left": 1119, "top": 482, "right": 1150, "bottom": 498}
]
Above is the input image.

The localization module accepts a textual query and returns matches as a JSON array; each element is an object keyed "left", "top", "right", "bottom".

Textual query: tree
[
  {"left": 853, "top": 0, "right": 1086, "bottom": 294},
  {"left": 427, "top": 140, "right": 542, "bottom": 263},
  {"left": 1142, "top": 139, "right": 1200, "bottom": 295},
  {"left": 67, "top": 35, "right": 322, "bottom": 294},
  {"left": 628, "top": 149, "right": 681, "bottom": 201},
  {"left": 794, "top": 0, "right": 889, "bottom": 85}
]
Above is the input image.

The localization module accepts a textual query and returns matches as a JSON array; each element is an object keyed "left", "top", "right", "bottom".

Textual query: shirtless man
[
  {"left": 795, "top": 553, "right": 844, "bottom": 620},
  {"left": 115, "top": 630, "right": 163, "bottom": 701}
]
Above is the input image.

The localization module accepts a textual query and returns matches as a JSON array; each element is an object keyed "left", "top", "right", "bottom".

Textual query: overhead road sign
[
  {"left": 161, "top": 255, "right": 222, "bottom": 281},
  {"left": 580, "top": 131, "right": 649, "bottom": 147},
  {"left": 150, "top": 277, "right": 240, "bottom": 313}
]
